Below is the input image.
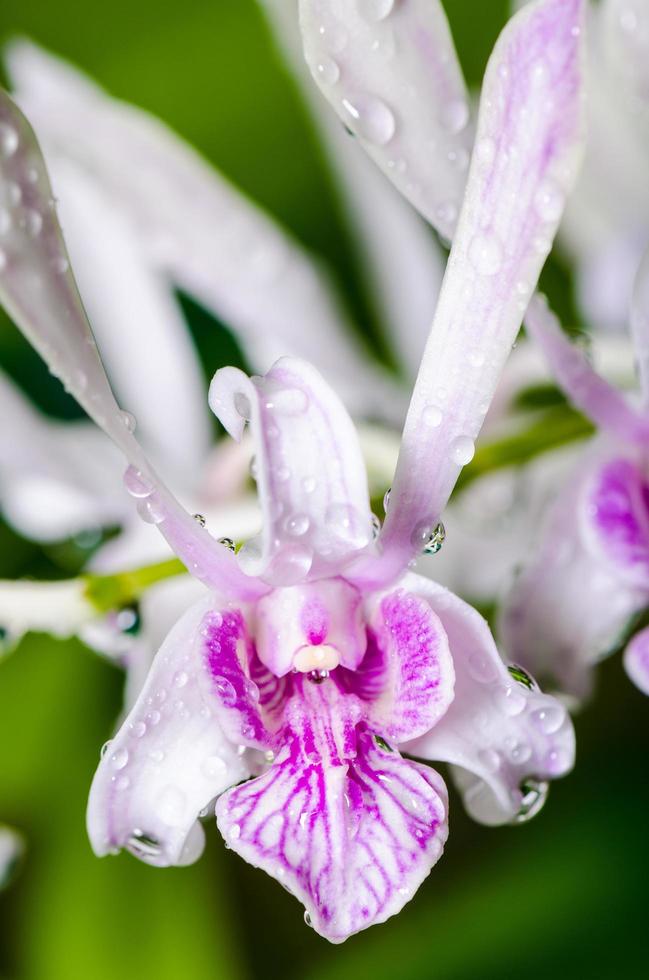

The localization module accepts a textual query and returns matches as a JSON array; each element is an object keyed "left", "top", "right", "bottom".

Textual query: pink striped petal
[
  {"left": 209, "top": 358, "right": 374, "bottom": 585},
  {"left": 87, "top": 597, "right": 260, "bottom": 867},
  {"left": 405, "top": 574, "right": 575, "bottom": 825},
  {"left": 349, "top": 588, "right": 454, "bottom": 743},
  {"left": 215, "top": 677, "right": 448, "bottom": 943},
  {"left": 0, "top": 90, "right": 264, "bottom": 602},
  {"left": 350, "top": 0, "right": 586, "bottom": 589},
  {"left": 499, "top": 447, "right": 649, "bottom": 700},
  {"left": 623, "top": 625, "right": 649, "bottom": 695},
  {"left": 525, "top": 294, "right": 649, "bottom": 443},
  {"left": 298, "top": 0, "right": 471, "bottom": 239}
]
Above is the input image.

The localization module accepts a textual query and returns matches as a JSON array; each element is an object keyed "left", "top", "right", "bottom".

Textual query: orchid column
[{"left": 0, "top": 0, "right": 585, "bottom": 944}]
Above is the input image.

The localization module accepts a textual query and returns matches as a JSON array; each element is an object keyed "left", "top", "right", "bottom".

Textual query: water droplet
[
  {"left": 342, "top": 93, "right": 396, "bottom": 145},
  {"left": 316, "top": 57, "right": 340, "bottom": 84},
  {"left": 22, "top": 209, "right": 42, "bottom": 237},
  {"left": 451, "top": 435, "right": 475, "bottom": 466},
  {"left": 515, "top": 779, "right": 549, "bottom": 823},
  {"left": 100, "top": 740, "right": 112, "bottom": 758},
  {"left": 383, "top": 487, "right": 391, "bottom": 513},
  {"left": 534, "top": 179, "right": 565, "bottom": 222},
  {"left": 218, "top": 537, "right": 236, "bottom": 552},
  {"left": 173, "top": 670, "right": 188, "bottom": 689},
  {"left": 123, "top": 466, "right": 153, "bottom": 498},
  {"left": 284, "top": 513, "right": 310, "bottom": 537},
  {"left": 422, "top": 404, "right": 443, "bottom": 428},
  {"left": 468, "top": 233, "right": 503, "bottom": 275},
  {"left": 0, "top": 123, "right": 18, "bottom": 158},
  {"left": 133, "top": 721, "right": 147, "bottom": 738},
  {"left": 370, "top": 513, "right": 382, "bottom": 540},
  {"left": 146, "top": 710, "right": 161, "bottom": 727},
  {"left": 120, "top": 410, "right": 137, "bottom": 433},
  {"left": 494, "top": 685, "right": 526, "bottom": 717},
  {"left": 127, "top": 831, "right": 162, "bottom": 860},
  {"left": 111, "top": 748, "right": 129, "bottom": 770},
  {"left": 244, "top": 677, "right": 260, "bottom": 702},
  {"left": 302, "top": 475, "right": 316, "bottom": 494},
  {"left": 202, "top": 755, "right": 227, "bottom": 779},
  {"left": 468, "top": 653, "right": 499, "bottom": 684},
  {"left": 435, "top": 201, "right": 458, "bottom": 228},
  {"left": 531, "top": 704, "right": 566, "bottom": 735},
  {"left": 214, "top": 676, "right": 237, "bottom": 707},
  {"left": 137, "top": 496, "right": 165, "bottom": 525},
  {"left": 440, "top": 99, "right": 469, "bottom": 134},
  {"left": 507, "top": 664, "right": 538, "bottom": 690},
  {"left": 544, "top": 746, "right": 570, "bottom": 775},
  {"left": 304, "top": 911, "right": 313, "bottom": 927},
  {"left": 234, "top": 393, "right": 251, "bottom": 420},
  {"left": 193, "top": 513, "right": 206, "bottom": 528},
  {"left": 410, "top": 520, "right": 446, "bottom": 555},
  {"left": 148, "top": 748, "right": 164, "bottom": 763},
  {"left": 507, "top": 740, "right": 532, "bottom": 764}
]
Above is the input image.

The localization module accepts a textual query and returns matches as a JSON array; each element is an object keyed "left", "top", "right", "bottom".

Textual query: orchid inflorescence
[{"left": 2, "top": 0, "right": 645, "bottom": 944}]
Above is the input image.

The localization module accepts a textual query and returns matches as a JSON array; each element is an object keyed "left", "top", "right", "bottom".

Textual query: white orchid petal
[
  {"left": 7, "top": 39, "right": 403, "bottom": 425},
  {"left": 525, "top": 294, "right": 649, "bottom": 443},
  {"left": 87, "top": 596, "right": 254, "bottom": 867},
  {"left": 351, "top": 0, "right": 586, "bottom": 588},
  {"left": 262, "top": 0, "right": 444, "bottom": 379},
  {"left": 623, "top": 625, "right": 649, "bottom": 696},
  {"left": 0, "top": 578, "right": 94, "bottom": 646},
  {"left": 0, "top": 91, "right": 265, "bottom": 600},
  {"left": 298, "top": 0, "right": 471, "bottom": 239},
  {"left": 209, "top": 358, "right": 373, "bottom": 585},
  {"left": 52, "top": 160, "right": 211, "bottom": 481},
  {"left": 630, "top": 246, "right": 649, "bottom": 407}
]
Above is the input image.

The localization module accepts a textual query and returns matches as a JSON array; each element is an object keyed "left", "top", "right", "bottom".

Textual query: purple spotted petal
[
  {"left": 584, "top": 456, "right": 649, "bottom": 588},
  {"left": 499, "top": 447, "right": 649, "bottom": 700},
  {"left": 0, "top": 91, "right": 266, "bottom": 602},
  {"left": 405, "top": 574, "right": 575, "bottom": 825},
  {"left": 209, "top": 359, "right": 373, "bottom": 586},
  {"left": 525, "top": 294, "right": 649, "bottom": 443},
  {"left": 87, "top": 597, "right": 265, "bottom": 866},
  {"left": 351, "top": 0, "right": 586, "bottom": 589},
  {"left": 215, "top": 676, "right": 448, "bottom": 943},
  {"left": 347, "top": 589, "right": 454, "bottom": 744},
  {"left": 623, "top": 625, "right": 649, "bottom": 695},
  {"left": 299, "top": 0, "right": 471, "bottom": 240}
]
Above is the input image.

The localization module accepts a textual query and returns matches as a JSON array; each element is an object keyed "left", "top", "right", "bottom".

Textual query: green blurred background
[{"left": 0, "top": 1, "right": 646, "bottom": 978}]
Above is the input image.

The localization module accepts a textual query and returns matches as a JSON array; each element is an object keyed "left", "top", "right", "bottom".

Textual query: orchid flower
[
  {"left": 500, "top": 268, "right": 649, "bottom": 700},
  {"left": 0, "top": 0, "right": 584, "bottom": 942}
]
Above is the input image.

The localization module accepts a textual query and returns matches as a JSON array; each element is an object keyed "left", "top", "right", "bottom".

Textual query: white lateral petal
[
  {"left": 0, "top": 577, "right": 94, "bottom": 641},
  {"left": 87, "top": 596, "right": 253, "bottom": 867},
  {"left": 262, "top": 0, "right": 444, "bottom": 379},
  {"left": 7, "top": 39, "right": 403, "bottom": 425},
  {"left": 351, "top": 0, "right": 587, "bottom": 588},
  {"left": 51, "top": 159, "right": 210, "bottom": 482},
  {"left": 0, "top": 91, "right": 264, "bottom": 600},
  {"left": 298, "top": 0, "right": 472, "bottom": 239}
]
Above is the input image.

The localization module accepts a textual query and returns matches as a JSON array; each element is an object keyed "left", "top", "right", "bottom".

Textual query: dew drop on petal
[
  {"left": 316, "top": 58, "right": 340, "bottom": 84},
  {"left": 120, "top": 410, "right": 137, "bottom": 433},
  {"left": 342, "top": 93, "right": 396, "bottom": 145},
  {"left": 213, "top": 676, "right": 237, "bottom": 707},
  {"left": 123, "top": 466, "right": 153, "bottom": 498},
  {"left": 531, "top": 704, "right": 566, "bottom": 735},
  {"left": 284, "top": 513, "right": 310, "bottom": 537},
  {"left": 422, "top": 404, "right": 443, "bottom": 428},
  {"left": 493, "top": 684, "right": 526, "bottom": 717},
  {"left": 358, "top": 0, "right": 394, "bottom": 20},
  {"left": 451, "top": 435, "right": 475, "bottom": 466},
  {"left": 440, "top": 99, "right": 469, "bottom": 134},
  {"left": 0, "top": 123, "right": 18, "bottom": 158},
  {"left": 468, "top": 234, "right": 503, "bottom": 276},
  {"left": 534, "top": 179, "right": 565, "bottom": 222},
  {"left": 111, "top": 748, "right": 129, "bottom": 770}
]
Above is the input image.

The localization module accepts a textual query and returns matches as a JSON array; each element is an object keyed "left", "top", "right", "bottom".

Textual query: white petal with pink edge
[
  {"left": 623, "top": 625, "right": 649, "bottom": 696},
  {"left": 351, "top": 0, "right": 586, "bottom": 589},
  {"left": 404, "top": 574, "right": 575, "bottom": 825},
  {"left": 87, "top": 595, "right": 271, "bottom": 867}
]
